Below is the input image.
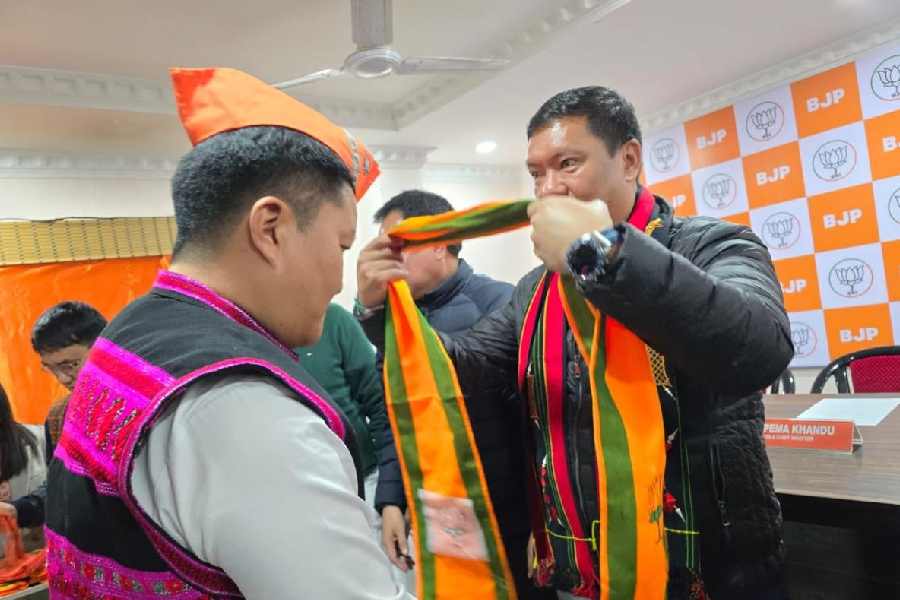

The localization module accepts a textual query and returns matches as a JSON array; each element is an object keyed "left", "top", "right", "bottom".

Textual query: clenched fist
[{"left": 527, "top": 196, "right": 614, "bottom": 272}]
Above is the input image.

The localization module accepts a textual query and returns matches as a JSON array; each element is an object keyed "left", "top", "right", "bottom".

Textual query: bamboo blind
[{"left": 0, "top": 217, "right": 176, "bottom": 265}]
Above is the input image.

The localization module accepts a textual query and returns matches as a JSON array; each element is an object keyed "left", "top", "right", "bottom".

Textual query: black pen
[{"left": 395, "top": 542, "right": 415, "bottom": 569}]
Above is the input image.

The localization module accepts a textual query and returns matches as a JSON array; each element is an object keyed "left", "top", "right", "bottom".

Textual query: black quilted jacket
[{"left": 363, "top": 195, "right": 793, "bottom": 599}]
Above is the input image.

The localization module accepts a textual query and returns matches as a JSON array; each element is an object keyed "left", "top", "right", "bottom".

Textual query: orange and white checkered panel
[{"left": 644, "top": 41, "right": 900, "bottom": 366}]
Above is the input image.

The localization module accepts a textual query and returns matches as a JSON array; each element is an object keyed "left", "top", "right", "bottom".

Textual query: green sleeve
[{"left": 336, "top": 306, "right": 390, "bottom": 453}]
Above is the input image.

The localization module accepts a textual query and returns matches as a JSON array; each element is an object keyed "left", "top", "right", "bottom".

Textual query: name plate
[{"left": 763, "top": 418, "right": 862, "bottom": 453}]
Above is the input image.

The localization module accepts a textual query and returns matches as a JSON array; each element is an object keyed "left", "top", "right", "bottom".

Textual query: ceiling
[
  {"left": 0, "top": 0, "right": 552, "bottom": 104},
  {"left": 1, "top": 0, "right": 899, "bottom": 167}
]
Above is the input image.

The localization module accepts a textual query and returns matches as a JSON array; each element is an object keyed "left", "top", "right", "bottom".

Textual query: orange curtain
[{"left": 0, "top": 256, "right": 168, "bottom": 424}]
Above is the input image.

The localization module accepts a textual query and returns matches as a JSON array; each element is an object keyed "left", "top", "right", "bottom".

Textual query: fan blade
[
  {"left": 351, "top": 0, "right": 393, "bottom": 50},
  {"left": 273, "top": 69, "right": 346, "bottom": 90},
  {"left": 395, "top": 56, "right": 510, "bottom": 75}
]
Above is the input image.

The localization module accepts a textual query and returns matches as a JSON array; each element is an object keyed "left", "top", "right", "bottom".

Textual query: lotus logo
[
  {"left": 828, "top": 258, "right": 874, "bottom": 298},
  {"left": 702, "top": 174, "right": 737, "bottom": 209},
  {"left": 650, "top": 138, "right": 679, "bottom": 172},
  {"left": 790, "top": 322, "right": 817, "bottom": 358},
  {"left": 746, "top": 101, "right": 785, "bottom": 141},
  {"left": 871, "top": 55, "right": 900, "bottom": 101},
  {"left": 813, "top": 140, "right": 857, "bottom": 182},
  {"left": 762, "top": 212, "right": 801, "bottom": 249},
  {"left": 889, "top": 187, "right": 900, "bottom": 224}
]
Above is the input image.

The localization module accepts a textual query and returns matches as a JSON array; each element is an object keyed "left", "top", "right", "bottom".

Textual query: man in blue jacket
[{"left": 358, "top": 190, "right": 553, "bottom": 600}]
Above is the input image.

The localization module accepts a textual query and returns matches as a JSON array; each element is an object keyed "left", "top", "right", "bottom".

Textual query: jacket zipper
[{"left": 710, "top": 441, "right": 732, "bottom": 538}]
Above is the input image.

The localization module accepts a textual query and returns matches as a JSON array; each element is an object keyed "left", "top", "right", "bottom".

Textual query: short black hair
[
  {"left": 171, "top": 126, "right": 354, "bottom": 257},
  {"left": 31, "top": 301, "right": 107, "bottom": 354},
  {"left": 527, "top": 86, "right": 642, "bottom": 155},
  {"left": 374, "top": 190, "right": 461, "bottom": 257}
]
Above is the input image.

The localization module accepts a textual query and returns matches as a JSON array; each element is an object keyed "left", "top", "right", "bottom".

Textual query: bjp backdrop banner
[{"left": 644, "top": 41, "right": 900, "bottom": 366}]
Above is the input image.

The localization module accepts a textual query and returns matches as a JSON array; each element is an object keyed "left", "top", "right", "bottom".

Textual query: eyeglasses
[{"left": 42, "top": 357, "right": 84, "bottom": 379}]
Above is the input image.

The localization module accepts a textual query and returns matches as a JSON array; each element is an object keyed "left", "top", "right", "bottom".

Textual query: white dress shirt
[{"left": 131, "top": 373, "right": 411, "bottom": 599}]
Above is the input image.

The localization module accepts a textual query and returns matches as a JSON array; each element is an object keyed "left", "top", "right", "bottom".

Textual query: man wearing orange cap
[{"left": 44, "top": 68, "right": 410, "bottom": 598}]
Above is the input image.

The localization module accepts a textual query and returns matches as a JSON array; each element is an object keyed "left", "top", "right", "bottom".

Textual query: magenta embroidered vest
[{"left": 45, "top": 271, "right": 360, "bottom": 599}]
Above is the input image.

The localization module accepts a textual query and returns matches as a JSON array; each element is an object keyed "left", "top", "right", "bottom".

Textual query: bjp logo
[
  {"left": 761, "top": 212, "right": 802, "bottom": 249},
  {"left": 702, "top": 173, "right": 737, "bottom": 209},
  {"left": 871, "top": 55, "right": 900, "bottom": 102},
  {"left": 828, "top": 258, "right": 874, "bottom": 298},
  {"left": 790, "top": 322, "right": 817, "bottom": 358},
  {"left": 650, "top": 138, "right": 679, "bottom": 173},
  {"left": 746, "top": 101, "right": 785, "bottom": 141},
  {"left": 889, "top": 187, "right": 900, "bottom": 224},
  {"left": 813, "top": 140, "right": 857, "bottom": 182}
]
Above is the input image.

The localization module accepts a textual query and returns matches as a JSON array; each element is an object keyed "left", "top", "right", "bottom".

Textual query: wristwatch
[
  {"left": 566, "top": 225, "right": 623, "bottom": 284},
  {"left": 353, "top": 297, "right": 384, "bottom": 321}
]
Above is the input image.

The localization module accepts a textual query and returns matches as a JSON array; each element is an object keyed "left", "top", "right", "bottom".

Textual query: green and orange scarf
[{"left": 383, "top": 192, "right": 667, "bottom": 600}]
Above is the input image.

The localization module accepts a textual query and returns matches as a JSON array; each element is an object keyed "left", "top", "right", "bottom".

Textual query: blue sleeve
[{"left": 473, "top": 278, "right": 514, "bottom": 317}]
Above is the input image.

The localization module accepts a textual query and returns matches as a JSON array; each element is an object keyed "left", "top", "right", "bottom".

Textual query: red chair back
[{"left": 849, "top": 354, "right": 900, "bottom": 393}]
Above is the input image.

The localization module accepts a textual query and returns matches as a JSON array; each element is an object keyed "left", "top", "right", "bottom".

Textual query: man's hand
[
  {"left": 380, "top": 504, "right": 411, "bottom": 572},
  {"left": 528, "top": 196, "right": 614, "bottom": 273},
  {"left": 357, "top": 234, "right": 408, "bottom": 308},
  {"left": 0, "top": 503, "right": 16, "bottom": 521}
]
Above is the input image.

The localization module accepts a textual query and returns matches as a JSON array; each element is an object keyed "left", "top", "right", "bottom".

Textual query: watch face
[
  {"left": 574, "top": 243, "right": 599, "bottom": 266},
  {"left": 569, "top": 237, "right": 602, "bottom": 276}
]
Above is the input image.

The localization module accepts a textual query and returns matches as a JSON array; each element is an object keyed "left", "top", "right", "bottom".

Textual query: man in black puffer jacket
[
  {"left": 357, "top": 88, "right": 793, "bottom": 600},
  {"left": 363, "top": 190, "right": 554, "bottom": 600}
]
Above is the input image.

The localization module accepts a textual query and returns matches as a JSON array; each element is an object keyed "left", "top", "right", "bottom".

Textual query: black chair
[
  {"left": 811, "top": 346, "right": 900, "bottom": 394},
  {"left": 770, "top": 369, "right": 796, "bottom": 394}
]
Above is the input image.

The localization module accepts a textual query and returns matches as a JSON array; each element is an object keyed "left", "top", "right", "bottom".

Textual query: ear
[
  {"left": 247, "top": 196, "right": 291, "bottom": 266},
  {"left": 433, "top": 245, "right": 447, "bottom": 260},
  {"left": 621, "top": 139, "right": 643, "bottom": 184}
]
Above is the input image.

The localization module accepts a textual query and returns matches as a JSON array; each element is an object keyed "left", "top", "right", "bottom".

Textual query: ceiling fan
[{"left": 274, "top": 0, "right": 510, "bottom": 90}]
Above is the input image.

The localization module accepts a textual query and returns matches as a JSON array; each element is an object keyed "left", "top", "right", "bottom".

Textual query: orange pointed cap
[{"left": 170, "top": 67, "right": 379, "bottom": 200}]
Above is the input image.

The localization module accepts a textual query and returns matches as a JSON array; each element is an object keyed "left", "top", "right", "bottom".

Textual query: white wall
[
  {"left": 793, "top": 366, "right": 837, "bottom": 394},
  {"left": 0, "top": 177, "right": 172, "bottom": 219},
  {"left": 0, "top": 151, "right": 177, "bottom": 219}
]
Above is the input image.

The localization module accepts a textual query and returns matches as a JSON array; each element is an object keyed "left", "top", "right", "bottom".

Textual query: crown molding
[
  {"left": 0, "top": 150, "right": 523, "bottom": 184},
  {"left": 0, "top": 149, "right": 177, "bottom": 179},
  {"left": 422, "top": 162, "right": 524, "bottom": 184},
  {"left": 393, "top": 0, "right": 633, "bottom": 128},
  {"left": 642, "top": 18, "right": 900, "bottom": 134},
  {"left": 293, "top": 95, "right": 397, "bottom": 130},
  {"left": 0, "top": 65, "right": 397, "bottom": 129},
  {"left": 0, "top": 65, "right": 174, "bottom": 114},
  {"left": 370, "top": 145, "right": 435, "bottom": 170}
]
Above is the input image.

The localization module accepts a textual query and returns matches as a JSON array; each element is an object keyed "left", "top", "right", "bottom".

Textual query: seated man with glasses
[{"left": 0, "top": 301, "right": 107, "bottom": 527}]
